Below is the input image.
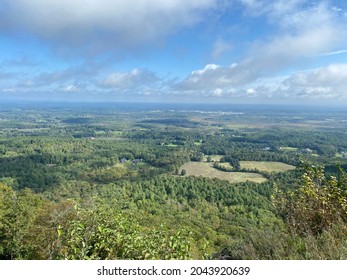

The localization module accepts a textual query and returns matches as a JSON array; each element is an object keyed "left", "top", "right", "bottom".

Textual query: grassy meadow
[
  {"left": 179, "top": 161, "right": 267, "bottom": 183},
  {"left": 240, "top": 161, "right": 296, "bottom": 172}
]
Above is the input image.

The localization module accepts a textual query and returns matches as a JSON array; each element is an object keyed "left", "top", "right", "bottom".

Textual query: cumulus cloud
[
  {"left": 223, "top": 64, "right": 347, "bottom": 103},
  {"left": 285, "top": 64, "right": 347, "bottom": 87},
  {"left": 244, "top": 2, "right": 346, "bottom": 74},
  {"left": 177, "top": 1, "right": 347, "bottom": 95},
  {"left": 239, "top": 2, "right": 346, "bottom": 62},
  {"left": 175, "top": 61, "right": 347, "bottom": 103},
  {"left": 280, "top": 64, "right": 347, "bottom": 101},
  {"left": 177, "top": 63, "right": 241, "bottom": 90},
  {"left": 0, "top": 0, "right": 217, "bottom": 55}
]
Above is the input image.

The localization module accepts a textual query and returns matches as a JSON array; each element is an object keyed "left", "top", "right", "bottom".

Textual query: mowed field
[
  {"left": 179, "top": 162, "right": 267, "bottom": 183},
  {"left": 240, "top": 161, "right": 296, "bottom": 172}
]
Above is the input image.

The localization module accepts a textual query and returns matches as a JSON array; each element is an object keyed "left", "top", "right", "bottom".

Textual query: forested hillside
[{"left": 1, "top": 103, "right": 347, "bottom": 259}]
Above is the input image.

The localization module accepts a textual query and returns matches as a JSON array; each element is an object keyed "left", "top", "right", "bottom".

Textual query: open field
[
  {"left": 218, "top": 162, "right": 233, "bottom": 169},
  {"left": 179, "top": 161, "right": 267, "bottom": 183},
  {"left": 240, "top": 161, "right": 296, "bottom": 172}
]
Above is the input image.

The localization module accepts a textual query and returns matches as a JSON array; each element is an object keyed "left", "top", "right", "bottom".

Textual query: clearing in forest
[
  {"left": 179, "top": 162, "right": 267, "bottom": 183},
  {"left": 240, "top": 161, "right": 296, "bottom": 172}
]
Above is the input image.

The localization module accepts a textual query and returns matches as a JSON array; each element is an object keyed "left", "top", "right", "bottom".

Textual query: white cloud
[
  {"left": 248, "top": 3, "right": 346, "bottom": 67},
  {"left": 175, "top": 61, "right": 347, "bottom": 104},
  {"left": 283, "top": 64, "right": 347, "bottom": 94},
  {"left": 238, "top": 64, "right": 347, "bottom": 102},
  {"left": 177, "top": 63, "right": 244, "bottom": 90},
  {"left": 237, "top": 1, "right": 347, "bottom": 67},
  {"left": 285, "top": 64, "right": 347, "bottom": 87},
  {"left": 0, "top": 0, "right": 217, "bottom": 54},
  {"left": 177, "top": 1, "right": 347, "bottom": 96}
]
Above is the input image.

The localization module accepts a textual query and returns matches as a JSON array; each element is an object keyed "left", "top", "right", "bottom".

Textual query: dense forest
[{"left": 1, "top": 102, "right": 347, "bottom": 259}]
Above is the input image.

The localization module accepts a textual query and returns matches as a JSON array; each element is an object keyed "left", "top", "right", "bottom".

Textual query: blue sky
[{"left": 1, "top": 0, "right": 347, "bottom": 104}]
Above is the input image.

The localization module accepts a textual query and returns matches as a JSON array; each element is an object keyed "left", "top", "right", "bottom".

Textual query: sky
[{"left": 1, "top": 0, "right": 347, "bottom": 105}]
